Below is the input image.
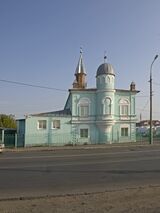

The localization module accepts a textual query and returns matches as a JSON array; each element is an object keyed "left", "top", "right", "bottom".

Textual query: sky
[{"left": 0, "top": 0, "right": 160, "bottom": 120}]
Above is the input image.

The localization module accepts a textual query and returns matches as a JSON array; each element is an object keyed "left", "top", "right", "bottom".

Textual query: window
[
  {"left": 38, "top": 120, "right": 47, "bottom": 130},
  {"left": 102, "top": 76, "right": 106, "bottom": 84},
  {"left": 80, "top": 129, "right": 88, "bottom": 138},
  {"left": 78, "top": 98, "right": 90, "bottom": 117},
  {"left": 107, "top": 76, "right": 110, "bottom": 83},
  {"left": 103, "top": 97, "right": 111, "bottom": 115},
  {"left": 52, "top": 120, "right": 60, "bottom": 129},
  {"left": 119, "top": 99, "right": 129, "bottom": 116},
  {"left": 80, "top": 105, "right": 89, "bottom": 117},
  {"left": 121, "top": 105, "right": 128, "bottom": 115},
  {"left": 121, "top": 128, "right": 128, "bottom": 136}
]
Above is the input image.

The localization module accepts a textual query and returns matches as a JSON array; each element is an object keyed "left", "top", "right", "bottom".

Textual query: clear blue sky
[{"left": 0, "top": 0, "right": 160, "bottom": 120}]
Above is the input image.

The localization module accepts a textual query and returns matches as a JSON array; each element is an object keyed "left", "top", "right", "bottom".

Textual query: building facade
[{"left": 17, "top": 52, "right": 139, "bottom": 147}]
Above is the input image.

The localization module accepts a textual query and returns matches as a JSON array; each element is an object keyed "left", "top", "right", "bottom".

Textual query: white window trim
[
  {"left": 121, "top": 127, "right": 129, "bottom": 136},
  {"left": 80, "top": 128, "right": 89, "bottom": 138},
  {"left": 119, "top": 99, "right": 130, "bottom": 116},
  {"left": 78, "top": 125, "right": 90, "bottom": 139},
  {"left": 120, "top": 124, "right": 130, "bottom": 137},
  {"left": 37, "top": 120, "right": 47, "bottom": 130},
  {"left": 51, "top": 120, "right": 60, "bottom": 129},
  {"left": 78, "top": 98, "right": 90, "bottom": 117},
  {"left": 102, "top": 97, "right": 112, "bottom": 115}
]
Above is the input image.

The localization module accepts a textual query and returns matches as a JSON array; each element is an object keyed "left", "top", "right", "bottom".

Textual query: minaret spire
[
  {"left": 73, "top": 48, "right": 87, "bottom": 89},
  {"left": 75, "top": 47, "right": 86, "bottom": 75},
  {"left": 80, "top": 46, "right": 83, "bottom": 54},
  {"left": 104, "top": 51, "right": 107, "bottom": 63}
]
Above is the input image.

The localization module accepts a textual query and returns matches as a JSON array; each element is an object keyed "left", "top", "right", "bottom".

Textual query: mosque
[{"left": 17, "top": 51, "right": 139, "bottom": 147}]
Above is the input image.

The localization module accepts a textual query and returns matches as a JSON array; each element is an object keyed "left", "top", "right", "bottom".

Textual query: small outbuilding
[{"left": 0, "top": 128, "right": 17, "bottom": 148}]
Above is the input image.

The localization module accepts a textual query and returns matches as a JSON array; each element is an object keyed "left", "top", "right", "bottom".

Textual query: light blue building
[{"left": 17, "top": 52, "right": 139, "bottom": 147}]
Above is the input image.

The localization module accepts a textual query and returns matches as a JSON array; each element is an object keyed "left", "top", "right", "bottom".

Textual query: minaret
[
  {"left": 73, "top": 48, "right": 87, "bottom": 89},
  {"left": 96, "top": 55, "right": 115, "bottom": 143}
]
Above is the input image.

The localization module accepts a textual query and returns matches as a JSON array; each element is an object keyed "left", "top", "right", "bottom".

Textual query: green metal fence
[
  {"left": 136, "top": 132, "right": 160, "bottom": 143},
  {"left": 0, "top": 129, "right": 17, "bottom": 148}
]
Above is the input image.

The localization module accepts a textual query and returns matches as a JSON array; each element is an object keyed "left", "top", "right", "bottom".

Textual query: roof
[
  {"left": 75, "top": 51, "right": 86, "bottom": 75},
  {"left": 116, "top": 89, "right": 140, "bottom": 93},
  {"left": 96, "top": 63, "right": 115, "bottom": 77},
  {"left": 69, "top": 88, "right": 139, "bottom": 93},
  {"left": 31, "top": 109, "right": 71, "bottom": 117},
  {"left": 69, "top": 88, "right": 96, "bottom": 92},
  {"left": 0, "top": 127, "right": 16, "bottom": 131}
]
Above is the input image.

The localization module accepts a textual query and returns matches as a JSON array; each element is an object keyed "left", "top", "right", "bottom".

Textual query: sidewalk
[{"left": 4, "top": 141, "right": 160, "bottom": 152}]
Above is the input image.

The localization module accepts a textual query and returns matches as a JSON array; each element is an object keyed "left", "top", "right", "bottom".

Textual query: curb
[{"left": 3, "top": 142, "right": 160, "bottom": 152}]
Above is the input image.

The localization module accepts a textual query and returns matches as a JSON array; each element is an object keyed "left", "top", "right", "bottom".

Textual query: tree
[{"left": 0, "top": 114, "right": 16, "bottom": 129}]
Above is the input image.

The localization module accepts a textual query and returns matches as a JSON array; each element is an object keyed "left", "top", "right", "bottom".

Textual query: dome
[{"left": 96, "top": 63, "right": 115, "bottom": 77}]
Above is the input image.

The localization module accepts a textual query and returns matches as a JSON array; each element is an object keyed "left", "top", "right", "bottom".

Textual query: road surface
[{"left": 0, "top": 145, "right": 160, "bottom": 200}]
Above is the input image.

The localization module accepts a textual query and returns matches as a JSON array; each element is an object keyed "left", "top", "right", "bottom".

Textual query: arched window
[
  {"left": 119, "top": 99, "right": 129, "bottom": 116},
  {"left": 107, "top": 76, "right": 110, "bottom": 83},
  {"left": 78, "top": 98, "right": 90, "bottom": 117},
  {"left": 102, "top": 76, "right": 106, "bottom": 84},
  {"left": 103, "top": 97, "right": 111, "bottom": 115}
]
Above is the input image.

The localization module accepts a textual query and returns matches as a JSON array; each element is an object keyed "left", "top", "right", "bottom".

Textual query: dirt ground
[{"left": 0, "top": 185, "right": 160, "bottom": 213}]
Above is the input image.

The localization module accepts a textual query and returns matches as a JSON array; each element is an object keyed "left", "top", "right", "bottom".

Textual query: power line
[
  {"left": 136, "top": 107, "right": 160, "bottom": 114},
  {"left": 139, "top": 99, "right": 149, "bottom": 113},
  {"left": 0, "top": 79, "right": 68, "bottom": 92},
  {"left": 136, "top": 95, "right": 149, "bottom": 98},
  {"left": 0, "top": 78, "right": 157, "bottom": 94}
]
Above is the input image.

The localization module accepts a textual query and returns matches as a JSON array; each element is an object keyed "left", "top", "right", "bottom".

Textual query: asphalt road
[{"left": 0, "top": 145, "right": 160, "bottom": 200}]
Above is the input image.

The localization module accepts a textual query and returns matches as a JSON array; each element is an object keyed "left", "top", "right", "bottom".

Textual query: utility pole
[{"left": 149, "top": 54, "right": 158, "bottom": 145}]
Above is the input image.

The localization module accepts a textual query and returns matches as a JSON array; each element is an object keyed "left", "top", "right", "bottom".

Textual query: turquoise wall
[
  {"left": 71, "top": 91, "right": 96, "bottom": 117},
  {"left": 20, "top": 87, "right": 137, "bottom": 147},
  {"left": 16, "top": 58, "right": 139, "bottom": 147},
  {"left": 71, "top": 123, "right": 98, "bottom": 145},
  {"left": 24, "top": 116, "right": 72, "bottom": 146},
  {"left": 18, "top": 75, "right": 138, "bottom": 146}
]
